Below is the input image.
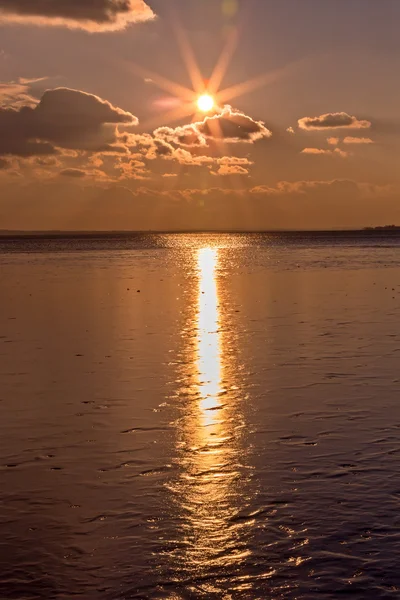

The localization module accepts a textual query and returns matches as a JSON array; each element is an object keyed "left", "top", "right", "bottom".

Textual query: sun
[{"left": 197, "top": 93, "right": 214, "bottom": 113}]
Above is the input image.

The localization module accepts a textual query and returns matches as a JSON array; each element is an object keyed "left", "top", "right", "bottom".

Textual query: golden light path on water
[
  {"left": 198, "top": 248, "right": 222, "bottom": 421},
  {"left": 170, "top": 247, "right": 256, "bottom": 597}
]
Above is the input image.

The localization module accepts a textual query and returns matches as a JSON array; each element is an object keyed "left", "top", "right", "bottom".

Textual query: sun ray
[
  {"left": 217, "top": 71, "right": 282, "bottom": 105},
  {"left": 140, "top": 101, "right": 199, "bottom": 132},
  {"left": 217, "top": 56, "right": 310, "bottom": 105},
  {"left": 124, "top": 26, "right": 313, "bottom": 154},
  {"left": 208, "top": 28, "right": 239, "bottom": 96},
  {"left": 173, "top": 20, "right": 206, "bottom": 95},
  {"left": 127, "top": 61, "right": 196, "bottom": 103}
]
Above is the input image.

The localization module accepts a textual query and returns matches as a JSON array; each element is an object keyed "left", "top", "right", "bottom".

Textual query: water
[{"left": 1, "top": 233, "right": 400, "bottom": 599}]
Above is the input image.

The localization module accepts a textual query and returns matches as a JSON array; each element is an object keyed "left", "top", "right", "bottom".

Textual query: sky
[{"left": 0, "top": 0, "right": 400, "bottom": 230}]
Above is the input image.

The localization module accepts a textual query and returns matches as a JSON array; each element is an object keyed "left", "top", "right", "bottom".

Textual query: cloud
[
  {"left": 0, "top": 0, "right": 155, "bottom": 32},
  {"left": 34, "top": 156, "right": 60, "bottom": 167},
  {"left": 298, "top": 112, "right": 371, "bottom": 131},
  {"left": 286, "top": 127, "right": 295, "bottom": 134},
  {"left": 216, "top": 157, "right": 253, "bottom": 166},
  {"left": 196, "top": 105, "right": 272, "bottom": 143},
  {"left": 126, "top": 130, "right": 255, "bottom": 170},
  {"left": 145, "top": 138, "right": 175, "bottom": 160},
  {"left": 171, "top": 148, "right": 214, "bottom": 166},
  {"left": 0, "top": 80, "right": 37, "bottom": 108},
  {"left": 0, "top": 87, "right": 138, "bottom": 156},
  {"left": 213, "top": 164, "right": 250, "bottom": 176},
  {"left": 213, "top": 156, "right": 253, "bottom": 174},
  {"left": 343, "top": 137, "right": 374, "bottom": 144},
  {"left": 0, "top": 157, "right": 12, "bottom": 169},
  {"left": 250, "top": 179, "right": 361, "bottom": 196},
  {"left": 301, "top": 147, "right": 348, "bottom": 158},
  {"left": 0, "top": 89, "right": 260, "bottom": 179},
  {"left": 327, "top": 137, "right": 339, "bottom": 146},
  {"left": 154, "top": 106, "right": 271, "bottom": 147},
  {"left": 154, "top": 124, "right": 206, "bottom": 148},
  {"left": 59, "top": 168, "right": 87, "bottom": 178},
  {"left": 112, "top": 153, "right": 150, "bottom": 180}
]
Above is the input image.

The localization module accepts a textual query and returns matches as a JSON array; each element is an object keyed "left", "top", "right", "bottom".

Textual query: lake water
[{"left": 1, "top": 233, "right": 400, "bottom": 599}]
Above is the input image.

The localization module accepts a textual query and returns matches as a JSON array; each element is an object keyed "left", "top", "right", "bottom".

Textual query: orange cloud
[
  {"left": 154, "top": 106, "right": 271, "bottom": 147},
  {"left": 0, "top": 156, "right": 12, "bottom": 170},
  {"left": 299, "top": 112, "right": 371, "bottom": 130},
  {"left": 0, "top": 0, "right": 155, "bottom": 32},
  {"left": 170, "top": 148, "right": 214, "bottom": 166},
  {"left": 213, "top": 164, "right": 249, "bottom": 176},
  {"left": 343, "top": 137, "right": 374, "bottom": 144},
  {"left": 301, "top": 147, "right": 349, "bottom": 158},
  {"left": 196, "top": 105, "right": 272, "bottom": 143},
  {"left": 154, "top": 124, "right": 206, "bottom": 148},
  {"left": 216, "top": 157, "right": 253, "bottom": 166}
]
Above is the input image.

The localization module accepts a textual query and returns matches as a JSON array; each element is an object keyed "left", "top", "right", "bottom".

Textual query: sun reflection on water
[
  {"left": 198, "top": 248, "right": 222, "bottom": 424},
  {"left": 170, "top": 247, "right": 251, "bottom": 594}
]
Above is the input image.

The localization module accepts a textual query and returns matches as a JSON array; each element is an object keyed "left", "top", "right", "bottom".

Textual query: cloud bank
[
  {"left": 1, "top": 179, "right": 395, "bottom": 231},
  {"left": 0, "top": 0, "right": 155, "bottom": 31}
]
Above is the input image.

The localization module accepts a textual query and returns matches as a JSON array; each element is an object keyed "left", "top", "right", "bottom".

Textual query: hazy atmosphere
[{"left": 1, "top": 0, "right": 400, "bottom": 230}]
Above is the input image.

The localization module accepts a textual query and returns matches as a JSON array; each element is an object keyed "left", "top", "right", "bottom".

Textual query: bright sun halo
[{"left": 197, "top": 94, "right": 214, "bottom": 113}]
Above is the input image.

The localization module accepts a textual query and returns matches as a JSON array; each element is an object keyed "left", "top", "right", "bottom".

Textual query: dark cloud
[
  {"left": 146, "top": 138, "right": 175, "bottom": 160},
  {"left": 195, "top": 106, "right": 272, "bottom": 143},
  {"left": 0, "top": 87, "right": 138, "bottom": 156},
  {"left": 0, "top": 0, "right": 155, "bottom": 31},
  {"left": 298, "top": 112, "right": 371, "bottom": 131},
  {"left": 0, "top": 157, "right": 12, "bottom": 169},
  {"left": 59, "top": 168, "right": 87, "bottom": 178}
]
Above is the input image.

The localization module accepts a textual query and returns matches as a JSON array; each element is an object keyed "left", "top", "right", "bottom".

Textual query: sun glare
[
  {"left": 132, "top": 21, "right": 286, "bottom": 131},
  {"left": 197, "top": 94, "right": 214, "bottom": 113}
]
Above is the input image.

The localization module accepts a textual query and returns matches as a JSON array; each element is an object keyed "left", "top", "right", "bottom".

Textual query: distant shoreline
[{"left": 1, "top": 228, "right": 400, "bottom": 239}]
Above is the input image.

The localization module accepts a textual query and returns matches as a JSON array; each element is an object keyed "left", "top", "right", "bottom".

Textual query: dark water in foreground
[{"left": 1, "top": 233, "right": 400, "bottom": 599}]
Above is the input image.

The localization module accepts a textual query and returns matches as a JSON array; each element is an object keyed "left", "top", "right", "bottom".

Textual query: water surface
[{"left": 1, "top": 233, "right": 400, "bottom": 599}]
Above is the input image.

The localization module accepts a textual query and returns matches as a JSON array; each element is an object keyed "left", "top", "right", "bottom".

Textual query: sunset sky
[{"left": 1, "top": 0, "right": 400, "bottom": 230}]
